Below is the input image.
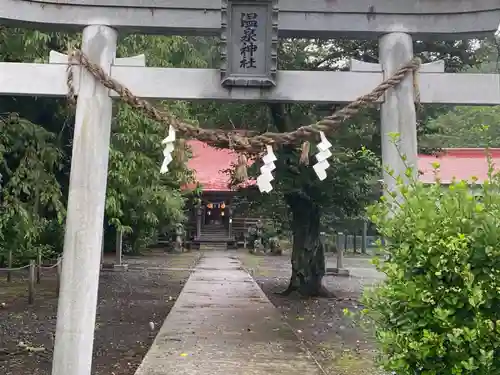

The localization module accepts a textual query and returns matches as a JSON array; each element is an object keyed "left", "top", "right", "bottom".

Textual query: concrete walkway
[{"left": 134, "top": 252, "right": 322, "bottom": 375}]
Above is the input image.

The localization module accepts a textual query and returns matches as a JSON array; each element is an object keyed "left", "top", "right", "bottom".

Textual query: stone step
[{"left": 199, "top": 243, "right": 228, "bottom": 251}]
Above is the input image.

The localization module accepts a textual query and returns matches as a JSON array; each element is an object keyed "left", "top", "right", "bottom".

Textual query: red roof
[
  {"left": 419, "top": 148, "right": 500, "bottom": 184},
  {"left": 186, "top": 142, "right": 500, "bottom": 191},
  {"left": 185, "top": 140, "right": 255, "bottom": 192}
]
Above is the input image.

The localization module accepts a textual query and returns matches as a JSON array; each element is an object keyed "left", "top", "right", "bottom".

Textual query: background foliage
[
  {"left": 0, "top": 116, "right": 65, "bottom": 265},
  {"left": 0, "top": 28, "right": 498, "bottom": 267}
]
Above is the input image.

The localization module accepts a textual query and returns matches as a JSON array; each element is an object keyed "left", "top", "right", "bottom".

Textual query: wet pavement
[{"left": 134, "top": 252, "right": 322, "bottom": 375}]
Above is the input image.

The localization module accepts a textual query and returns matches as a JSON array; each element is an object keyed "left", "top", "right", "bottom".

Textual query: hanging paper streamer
[
  {"left": 312, "top": 131, "right": 332, "bottom": 181},
  {"left": 160, "top": 126, "right": 176, "bottom": 174},
  {"left": 256, "top": 145, "right": 277, "bottom": 193}
]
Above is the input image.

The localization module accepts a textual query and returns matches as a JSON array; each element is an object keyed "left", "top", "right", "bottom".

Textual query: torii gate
[{"left": 1, "top": 1, "right": 499, "bottom": 375}]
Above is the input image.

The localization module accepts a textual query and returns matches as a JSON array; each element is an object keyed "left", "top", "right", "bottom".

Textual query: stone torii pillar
[
  {"left": 380, "top": 32, "right": 418, "bottom": 195},
  {"left": 49, "top": 40, "right": 144, "bottom": 375},
  {"left": 50, "top": 24, "right": 116, "bottom": 375},
  {"left": 351, "top": 41, "right": 445, "bottom": 200}
]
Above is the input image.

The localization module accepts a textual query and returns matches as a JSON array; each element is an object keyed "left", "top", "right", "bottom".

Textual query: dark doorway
[{"left": 205, "top": 206, "right": 223, "bottom": 225}]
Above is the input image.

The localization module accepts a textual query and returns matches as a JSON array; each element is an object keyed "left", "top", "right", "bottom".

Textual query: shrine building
[{"left": 184, "top": 140, "right": 256, "bottom": 245}]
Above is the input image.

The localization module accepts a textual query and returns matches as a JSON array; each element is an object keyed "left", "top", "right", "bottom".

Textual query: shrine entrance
[
  {"left": 204, "top": 200, "right": 228, "bottom": 225},
  {"left": 1, "top": 1, "right": 499, "bottom": 375},
  {"left": 194, "top": 192, "right": 234, "bottom": 243},
  {"left": 195, "top": 196, "right": 233, "bottom": 244}
]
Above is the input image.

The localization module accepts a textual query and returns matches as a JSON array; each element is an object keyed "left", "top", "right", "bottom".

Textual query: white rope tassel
[
  {"left": 313, "top": 131, "right": 332, "bottom": 181},
  {"left": 256, "top": 145, "right": 277, "bottom": 193},
  {"left": 160, "top": 126, "right": 176, "bottom": 174}
]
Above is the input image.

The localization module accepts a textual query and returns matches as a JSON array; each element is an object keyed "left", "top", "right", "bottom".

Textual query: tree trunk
[
  {"left": 282, "top": 194, "right": 329, "bottom": 297},
  {"left": 267, "top": 103, "right": 330, "bottom": 297}
]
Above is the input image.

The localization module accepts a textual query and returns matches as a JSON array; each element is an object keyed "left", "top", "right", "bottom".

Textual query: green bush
[{"left": 363, "top": 160, "right": 500, "bottom": 375}]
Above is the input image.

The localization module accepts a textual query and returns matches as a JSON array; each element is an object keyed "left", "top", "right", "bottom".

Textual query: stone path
[{"left": 134, "top": 252, "right": 322, "bottom": 375}]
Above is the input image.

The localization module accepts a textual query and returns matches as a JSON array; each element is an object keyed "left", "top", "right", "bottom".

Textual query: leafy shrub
[
  {"left": 363, "top": 159, "right": 500, "bottom": 375},
  {"left": 0, "top": 116, "right": 65, "bottom": 266}
]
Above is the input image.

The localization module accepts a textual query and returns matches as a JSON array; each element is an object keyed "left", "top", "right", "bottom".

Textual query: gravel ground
[
  {"left": 237, "top": 250, "right": 385, "bottom": 375},
  {"left": 0, "top": 250, "right": 201, "bottom": 375},
  {"left": 1, "top": 248, "right": 383, "bottom": 375}
]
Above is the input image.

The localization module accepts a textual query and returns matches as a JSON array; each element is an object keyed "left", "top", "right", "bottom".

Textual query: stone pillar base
[
  {"left": 113, "top": 264, "right": 129, "bottom": 271},
  {"left": 326, "top": 267, "right": 350, "bottom": 277}
]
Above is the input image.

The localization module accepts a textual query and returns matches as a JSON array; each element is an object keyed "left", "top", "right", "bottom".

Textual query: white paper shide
[
  {"left": 256, "top": 145, "right": 277, "bottom": 193},
  {"left": 160, "top": 126, "right": 176, "bottom": 174},
  {"left": 313, "top": 131, "right": 332, "bottom": 181}
]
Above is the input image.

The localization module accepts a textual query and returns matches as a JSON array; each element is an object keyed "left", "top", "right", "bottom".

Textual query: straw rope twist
[
  {"left": 39, "top": 258, "right": 62, "bottom": 270},
  {"left": 0, "top": 258, "right": 61, "bottom": 272},
  {"left": 0, "top": 264, "right": 30, "bottom": 272},
  {"left": 67, "top": 50, "right": 421, "bottom": 153}
]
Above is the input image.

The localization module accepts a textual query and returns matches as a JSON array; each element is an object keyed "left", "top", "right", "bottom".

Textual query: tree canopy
[
  {"left": 185, "top": 37, "right": 488, "bottom": 296},
  {"left": 426, "top": 38, "right": 500, "bottom": 149}
]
